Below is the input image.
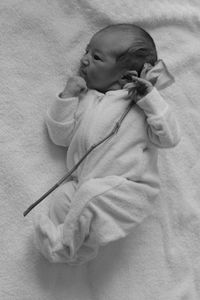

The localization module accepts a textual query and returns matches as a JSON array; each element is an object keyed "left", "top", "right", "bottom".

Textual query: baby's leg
[
  {"left": 34, "top": 180, "right": 77, "bottom": 262},
  {"left": 48, "top": 180, "right": 77, "bottom": 225}
]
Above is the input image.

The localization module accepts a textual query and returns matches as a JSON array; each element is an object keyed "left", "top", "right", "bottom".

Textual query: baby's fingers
[
  {"left": 124, "top": 82, "right": 136, "bottom": 90},
  {"left": 130, "top": 75, "right": 150, "bottom": 86},
  {"left": 124, "top": 70, "right": 138, "bottom": 78}
]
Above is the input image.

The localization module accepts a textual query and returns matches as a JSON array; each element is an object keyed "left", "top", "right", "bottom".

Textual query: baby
[{"left": 35, "top": 24, "right": 180, "bottom": 265}]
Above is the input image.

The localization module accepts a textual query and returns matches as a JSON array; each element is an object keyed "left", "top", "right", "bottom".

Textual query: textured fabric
[
  {"left": 1, "top": 1, "right": 200, "bottom": 299},
  {"left": 35, "top": 87, "right": 180, "bottom": 264}
]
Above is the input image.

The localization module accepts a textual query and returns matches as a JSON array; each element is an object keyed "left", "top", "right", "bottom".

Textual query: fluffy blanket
[{"left": 1, "top": 0, "right": 200, "bottom": 299}]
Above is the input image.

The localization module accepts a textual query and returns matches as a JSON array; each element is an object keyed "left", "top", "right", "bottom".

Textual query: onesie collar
[
  {"left": 106, "top": 89, "right": 128, "bottom": 97},
  {"left": 88, "top": 88, "right": 128, "bottom": 101}
]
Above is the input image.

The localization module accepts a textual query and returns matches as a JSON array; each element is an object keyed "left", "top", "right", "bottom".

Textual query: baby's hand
[
  {"left": 60, "top": 76, "right": 87, "bottom": 98},
  {"left": 124, "top": 71, "right": 153, "bottom": 103}
]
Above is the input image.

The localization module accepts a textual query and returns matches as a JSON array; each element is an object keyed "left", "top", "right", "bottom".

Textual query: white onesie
[{"left": 35, "top": 87, "right": 180, "bottom": 265}]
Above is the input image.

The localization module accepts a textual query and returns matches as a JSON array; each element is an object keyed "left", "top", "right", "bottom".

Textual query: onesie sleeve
[
  {"left": 45, "top": 95, "right": 79, "bottom": 147},
  {"left": 137, "top": 88, "right": 181, "bottom": 148},
  {"left": 35, "top": 175, "right": 159, "bottom": 265}
]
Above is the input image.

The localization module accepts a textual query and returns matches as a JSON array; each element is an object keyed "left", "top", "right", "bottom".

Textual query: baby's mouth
[{"left": 79, "top": 67, "right": 87, "bottom": 78}]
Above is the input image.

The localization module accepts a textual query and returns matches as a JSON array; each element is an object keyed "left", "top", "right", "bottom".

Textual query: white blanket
[{"left": 1, "top": 0, "right": 200, "bottom": 299}]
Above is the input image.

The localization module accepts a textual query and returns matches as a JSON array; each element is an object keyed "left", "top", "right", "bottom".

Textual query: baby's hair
[{"left": 98, "top": 24, "right": 157, "bottom": 75}]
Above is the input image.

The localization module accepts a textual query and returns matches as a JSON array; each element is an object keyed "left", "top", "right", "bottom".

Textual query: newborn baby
[{"left": 35, "top": 23, "right": 180, "bottom": 265}]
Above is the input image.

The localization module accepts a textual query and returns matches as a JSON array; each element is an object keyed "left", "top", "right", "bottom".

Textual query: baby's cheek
[{"left": 88, "top": 73, "right": 101, "bottom": 87}]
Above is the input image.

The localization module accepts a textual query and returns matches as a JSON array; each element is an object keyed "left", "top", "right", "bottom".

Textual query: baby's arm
[
  {"left": 125, "top": 76, "right": 180, "bottom": 148},
  {"left": 137, "top": 87, "right": 181, "bottom": 148},
  {"left": 45, "top": 77, "right": 87, "bottom": 147}
]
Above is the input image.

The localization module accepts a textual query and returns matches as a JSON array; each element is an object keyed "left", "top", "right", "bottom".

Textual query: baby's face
[{"left": 79, "top": 31, "right": 127, "bottom": 93}]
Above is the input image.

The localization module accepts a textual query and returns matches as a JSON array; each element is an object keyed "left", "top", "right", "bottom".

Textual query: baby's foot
[
  {"left": 34, "top": 215, "right": 67, "bottom": 263},
  {"left": 35, "top": 214, "right": 59, "bottom": 247}
]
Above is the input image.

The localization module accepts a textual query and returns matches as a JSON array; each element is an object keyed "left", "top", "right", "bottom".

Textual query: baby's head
[{"left": 79, "top": 24, "right": 157, "bottom": 93}]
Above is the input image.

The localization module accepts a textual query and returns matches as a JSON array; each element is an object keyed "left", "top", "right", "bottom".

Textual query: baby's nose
[{"left": 81, "top": 54, "right": 90, "bottom": 66}]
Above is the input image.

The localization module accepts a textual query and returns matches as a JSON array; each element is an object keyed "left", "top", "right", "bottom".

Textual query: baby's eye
[{"left": 93, "top": 54, "right": 102, "bottom": 61}]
